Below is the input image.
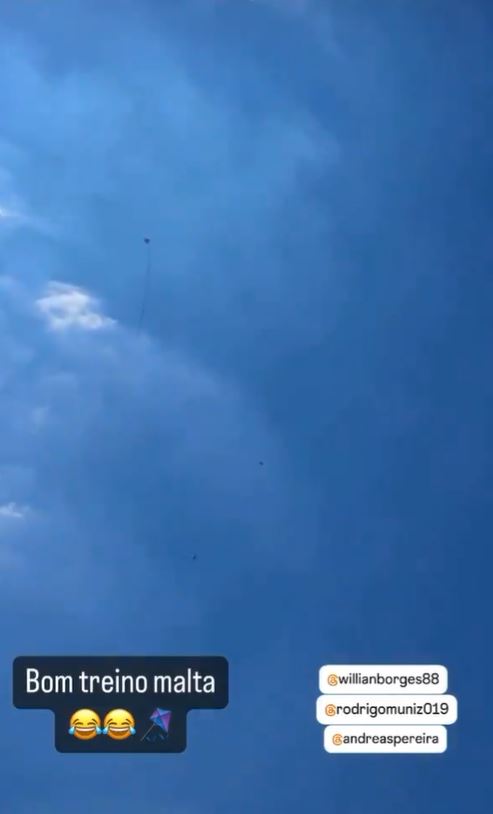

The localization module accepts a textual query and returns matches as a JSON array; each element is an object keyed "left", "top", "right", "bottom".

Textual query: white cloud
[
  {"left": 0, "top": 167, "right": 58, "bottom": 238},
  {"left": 36, "top": 282, "right": 116, "bottom": 332},
  {"left": 0, "top": 196, "right": 26, "bottom": 231},
  {"left": 0, "top": 502, "right": 27, "bottom": 519},
  {"left": 0, "top": 205, "right": 18, "bottom": 219}
]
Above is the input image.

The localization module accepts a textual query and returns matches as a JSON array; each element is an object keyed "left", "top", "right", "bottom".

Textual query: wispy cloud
[
  {"left": 0, "top": 143, "right": 64, "bottom": 238},
  {"left": 35, "top": 282, "right": 116, "bottom": 332},
  {"left": 0, "top": 205, "right": 19, "bottom": 220},
  {"left": 0, "top": 192, "right": 57, "bottom": 239},
  {"left": 0, "top": 502, "right": 27, "bottom": 519}
]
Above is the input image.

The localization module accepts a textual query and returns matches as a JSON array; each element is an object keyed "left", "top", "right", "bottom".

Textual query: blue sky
[{"left": 0, "top": 1, "right": 491, "bottom": 811}]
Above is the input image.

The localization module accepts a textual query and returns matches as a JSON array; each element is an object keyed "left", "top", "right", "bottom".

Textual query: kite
[{"left": 140, "top": 708, "right": 172, "bottom": 742}]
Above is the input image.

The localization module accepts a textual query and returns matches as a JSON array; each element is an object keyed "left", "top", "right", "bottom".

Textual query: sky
[{"left": 0, "top": 0, "right": 492, "bottom": 811}]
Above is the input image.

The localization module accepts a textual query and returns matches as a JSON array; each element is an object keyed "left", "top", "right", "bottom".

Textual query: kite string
[
  {"left": 138, "top": 240, "right": 151, "bottom": 332},
  {"left": 140, "top": 723, "right": 155, "bottom": 741}
]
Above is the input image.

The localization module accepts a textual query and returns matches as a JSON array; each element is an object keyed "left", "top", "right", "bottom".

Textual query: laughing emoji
[
  {"left": 103, "top": 709, "right": 136, "bottom": 740},
  {"left": 69, "top": 709, "right": 102, "bottom": 740}
]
